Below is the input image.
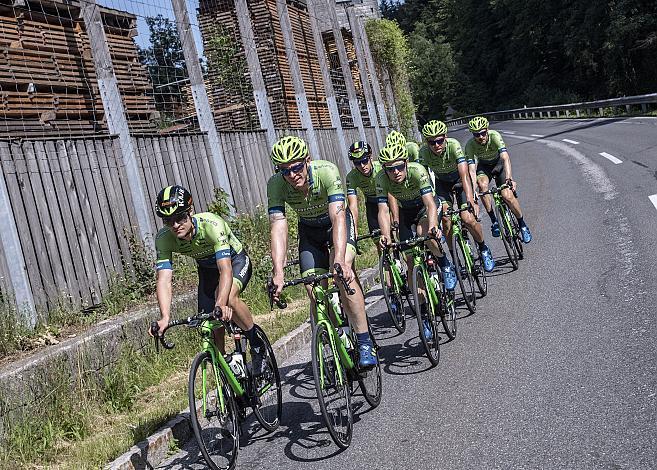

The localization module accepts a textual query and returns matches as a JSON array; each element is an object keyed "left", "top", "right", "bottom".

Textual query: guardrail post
[
  {"left": 599, "top": 107, "right": 604, "bottom": 116},
  {"left": 641, "top": 104, "right": 647, "bottom": 113},
  {"left": 0, "top": 167, "right": 36, "bottom": 328},
  {"left": 171, "top": 0, "right": 234, "bottom": 207},
  {"left": 79, "top": 0, "right": 154, "bottom": 243},
  {"left": 625, "top": 104, "right": 631, "bottom": 114},
  {"left": 235, "top": 0, "right": 277, "bottom": 149},
  {"left": 531, "top": 112, "right": 535, "bottom": 118},
  {"left": 539, "top": 111, "right": 543, "bottom": 118},
  {"left": 276, "top": 0, "right": 321, "bottom": 158},
  {"left": 576, "top": 109, "right": 580, "bottom": 117},
  {"left": 556, "top": 110, "right": 560, "bottom": 118},
  {"left": 547, "top": 111, "right": 551, "bottom": 118}
]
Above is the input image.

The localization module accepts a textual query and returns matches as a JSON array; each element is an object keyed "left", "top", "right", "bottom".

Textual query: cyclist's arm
[
  {"left": 422, "top": 192, "right": 438, "bottom": 232},
  {"left": 377, "top": 201, "right": 392, "bottom": 243},
  {"left": 388, "top": 193, "right": 400, "bottom": 226},
  {"left": 500, "top": 150, "right": 513, "bottom": 182},
  {"left": 458, "top": 161, "right": 475, "bottom": 206},
  {"left": 468, "top": 161, "right": 477, "bottom": 193},
  {"left": 347, "top": 194, "right": 359, "bottom": 234},
  {"left": 156, "top": 268, "right": 173, "bottom": 323},
  {"left": 270, "top": 212, "right": 288, "bottom": 277},
  {"left": 329, "top": 201, "right": 347, "bottom": 265},
  {"left": 214, "top": 257, "right": 233, "bottom": 308}
]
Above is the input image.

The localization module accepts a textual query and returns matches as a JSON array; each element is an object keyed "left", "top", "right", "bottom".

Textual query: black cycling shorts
[
  {"left": 298, "top": 209, "right": 357, "bottom": 277},
  {"left": 477, "top": 158, "right": 507, "bottom": 186},
  {"left": 434, "top": 178, "right": 466, "bottom": 209},
  {"left": 398, "top": 203, "right": 427, "bottom": 243},
  {"left": 365, "top": 199, "right": 380, "bottom": 234},
  {"left": 197, "top": 250, "right": 252, "bottom": 315}
]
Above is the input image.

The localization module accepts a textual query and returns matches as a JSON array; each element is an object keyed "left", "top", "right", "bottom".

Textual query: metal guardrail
[{"left": 446, "top": 92, "right": 657, "bottom": 125}]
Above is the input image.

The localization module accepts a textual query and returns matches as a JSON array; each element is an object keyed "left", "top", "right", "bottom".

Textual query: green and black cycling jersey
[
  {"left": 155, "top": 212, "right": 243, "bottom": 270},
  {"left": 267, "top": 159, "right": 345, "bottom": 227},
  {"left": 346, "top": 160, "right": 382, "bottom": 202},
  {"left": 375, "top": 162, "right": 433, "bottom": 208},
  {"left": 406, "top": 142, "right": 420, "bottom": 163},
  {"left": 418, "top": 138, "right": 472, "bottom": 183},
  {"left": 464, "top": 130, "right": 507, "bottom": 164}
]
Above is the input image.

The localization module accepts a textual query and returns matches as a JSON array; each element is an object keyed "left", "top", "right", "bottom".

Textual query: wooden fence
[{"left": 0, "top": 126, "right": 383, "bottom": 315}]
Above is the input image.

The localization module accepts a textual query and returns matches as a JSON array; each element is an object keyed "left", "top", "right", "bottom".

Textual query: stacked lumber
[
  {"left": 0, "top": 0, "right": 157, "bottom": 138},
  {"left": 321, "top": 29, "right": 355, "bottom": 128}
]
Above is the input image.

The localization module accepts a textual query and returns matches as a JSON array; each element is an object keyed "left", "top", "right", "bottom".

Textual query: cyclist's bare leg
[
  {"left": 501, "top": 187, "right": 523, "bottom": 219},
  {"left": 227, "top": 281, "right": 254, "bottom": 331},
  {"left": 212, "top": 327, "right": 226, "bottom": 355},
  {"left": 441, "top": 202, "right": 453, "bottom": 250},
  {"left": 461, "top": 210, "right": 485, "bottom": 243},
  {"left": 332, "top": 248, "right": 368, "bottom": 334},
  {"left": 477, "top": 175, "right": 494, "bottom": 213}
]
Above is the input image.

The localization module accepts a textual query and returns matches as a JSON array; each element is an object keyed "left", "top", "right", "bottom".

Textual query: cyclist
[
  {"left": 386, "top": 129, "right": 419, "bottom": 163},
  {"left": 375, "top": 143, "right": 456, "bottom": 341},
  {"left": 267, "top": 136, "right": 377, "bottom": 369},
  {"left": 152, "top": 185, "right": 267, "bottom": 374},
  {"left": 419, "top": 120, "right": 495, "bottom": 273},
  {"left": 346, "top": 141, "right": 399, "bottom": 248},
  {"left": 465, "top": 116, "right": 532, "bottom": 243}
]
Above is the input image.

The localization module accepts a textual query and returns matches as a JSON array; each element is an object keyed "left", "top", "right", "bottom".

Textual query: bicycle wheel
[
  {"left": 471, "top": 242, "right": 488, "bottom": 297},
  {"left": 495, "top": 203, "right": 518, "bottom": 270},
  {"left": 451, "top": 232, "right": 476, "bottom": 314},
  {"left": 247, "top": 325, "right": 282, "bottom": 433},
  {"left": 440, "top": 288, "right": 457, "bottom": 340},
  {"left": 411, "top": 264, "right": 440, "bottom": 366},
  {"left": 188, "top": 351, "right": 239, "bottom": 470},
  {"left": 357, "top": 324, "right": 382, "bottom": 409},
  {"left": 379, "top": 254, "right": 406, "bottom": 333},
  {"left": 311, "top": 322, "right": 353, "bottom": 449},
  {"left": 509, "top": 212, "right": 525, "bottom": 260}
]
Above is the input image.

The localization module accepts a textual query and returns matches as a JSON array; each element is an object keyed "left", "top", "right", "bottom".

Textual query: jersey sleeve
[
  {"left": 155, "top": 230, "right": 174, "bottom": 270},
  {"left": 491, "top": 131, "right": 507, "bottom": 154},
  {"left": 205, "top": 217, "right": 232, "bottom": 260},
  {"left": 452, "top": 140, "right": 467, "bottom": 165},
  {"left": 267, "top": 175, "right": 286, "bottom": 216},
  {"left": 416, "top": 165, "right": 434, "bottom": 196},
  {"left": 406, "top": 142, "right": 419, "bottom": 162},
  {"left": 464, "top": 139, "right": 474, "bottom": 163},
  {"left": 322, "top": 162, "right": 346, "bottom": 203},
  {"left": 346, "top": 170, "right": 358, "bottom": 197}
]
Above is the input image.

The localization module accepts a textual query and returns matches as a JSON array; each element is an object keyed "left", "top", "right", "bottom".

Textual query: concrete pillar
[
  {"left": 307, "top": 0, "right": 349, "bottom": 170},
  {"left": 235, "top": 0, "right": 277, "bottom": 149},
  {"left": 79, "top": 0, "right": 153, "bottom": 242},
  {"left": 171, "top": 0, "right": 234, "bottom": 205},
  {"left": 275, "top": 0, "right": 320, "bottom": 158},
  {"left": 327, "top": 0, "right": 366, "bottom": 141},
  {"left": 346, "top": 6, "right": 383, "bottom": 149}
]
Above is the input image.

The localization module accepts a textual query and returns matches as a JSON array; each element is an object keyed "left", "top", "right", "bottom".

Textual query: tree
[{"left": 138, "top": 15, "right": 188, "bottom": 116}]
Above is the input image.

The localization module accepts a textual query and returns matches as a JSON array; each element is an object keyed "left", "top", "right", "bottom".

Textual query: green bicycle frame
[
  {"left": 409, "top": 245, "right": 440, "bottom": 315},
  {"left": 198, "top": 319, "right": 245, "bottom": 417},
  {"left": 383, "top": 250, "right": 405, "bottom": 293},
  {"left": 492, "top": 190, "right": 515, "bottom": 236},
  {"left": 313, "top": 283, "right": 355, "bottom": 388},
  {"left": 449, "top": 211, "right": 475, "bottom": 273}
]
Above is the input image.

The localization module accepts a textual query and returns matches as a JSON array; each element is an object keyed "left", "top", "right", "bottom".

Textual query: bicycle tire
[
  {"left": 509, "top": 212, "right": 525, "bottom": 260},
  {"left": 357, "top": 324, "right": 382, "bottom": 409},
  {"left": 378, "top": 254, "right": 406, "bottom": 333},
  {"left": 411, "top": 264, "right": 440, "bottom": 366},
  {"left": 440, "top": 288, "right": 457, "bottom": 340},
  {"left": 311, "top": 322, "right": 353, "bottom": 449},
  {"left": 451, "top": 231, "right": 476, "bottom": 314},
  {"left": 495, "top": 202, "right": 518, "bottom": 270},
  {"left": 471, "top": 242, "right": 488, "bottom": 297},
  {"left": 248, "top": 325, "right": 282, "bottom": 433},
  {"left": 188, "top": 351, "right": 239, "bottom": 470}
]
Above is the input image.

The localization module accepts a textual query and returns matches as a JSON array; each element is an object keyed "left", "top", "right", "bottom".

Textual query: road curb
[{"left": 106, "top": 267, "right": 379, "bottom": 470}]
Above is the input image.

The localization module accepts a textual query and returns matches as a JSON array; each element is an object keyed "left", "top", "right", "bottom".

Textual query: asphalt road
[{"left": 158, "top": 117, "right": 657, "bottom": 469}]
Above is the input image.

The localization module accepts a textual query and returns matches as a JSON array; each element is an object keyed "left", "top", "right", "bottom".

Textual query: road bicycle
[
  {"left": 270, "top": 264, "right": 382, "bottom": 449},
  {"left": 480, "top": 183, "right": 524, "bottom": 270},
  {"left": 444, "top": 203, "right": 478, "bottom": 314},
  {"left": 151, "top": 310, "right": 282, "bottom": 470}
]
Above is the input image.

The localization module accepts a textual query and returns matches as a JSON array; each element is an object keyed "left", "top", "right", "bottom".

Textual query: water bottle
[
  {"left": 338, "top": 326, "right": 353, "bottom": 351},
  {"left": 328, "top": 291, "right": 341, "bottom": 315},
  {"left": 227, "top": 352, "right": 246, "bottom": 379},
  {"left": 430, "top": 272, "right": 441, "bottom": 291}
]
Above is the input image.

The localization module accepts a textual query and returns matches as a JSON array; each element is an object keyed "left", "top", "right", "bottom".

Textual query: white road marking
[
  {"left": 562, "top": 139, "right": 580, "bottom": 144},
  {"left": 500, "top": 130, "right": 516, "bottom": 134},
  {"left": 530, "top": 134, "right": 545, "bottom": 137},
  {"left": 649, "top": 194, "right": 657, "bottom": 212},
  {"left": 599, "top": 152, "right": 623, "bottom": 164}
]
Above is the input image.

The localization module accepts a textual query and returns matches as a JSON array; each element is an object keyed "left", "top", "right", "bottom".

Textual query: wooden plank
[
  {"left": 134, "top": 136, "right": 159, "bottom": 235},
  {"left": 147, "top": 136, "right": 168, "bottom": 190},
  {"left": 226, "top": 132, "right": 246, "bottom": 212},
  {"left": 190, "top": 134, "right": 214, "bottom": 211},
  {"left": 186, "top": 135, "right": 211, "bottom": 212},
  {"left": 16, "top": 141, "right": 59, "bottom": 307},
  {"left": 220, "top": 133, "right": 244, "bottom": 212},
  {"left": 35, "top": 140, "right": 81, "bottom": 305},
  {"left": 164, "top": 136, "right": 183, "bottom": 185},
  {"left": 155, "top": 136, "right": 175, "bottom": 184},
  {"left": 73, "top": 139, "right": 107, "bottom": 297},
  {"left": 175, "top": 135, "right": 199, "bottom": 206}
]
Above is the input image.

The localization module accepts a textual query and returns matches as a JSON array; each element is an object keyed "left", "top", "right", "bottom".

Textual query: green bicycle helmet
[
  {"left": 378, "top": 144, "right": 408, "bottom": 164},
  {"left": 155, "top": 185, "right": 193, "bottom": 217},
  {"left": 468, "top": 116, "right": 489, "bottom": 132},
  {"left": 385, "top": 130, "right": 407, "bottom": 147},
  {"left": 348, "top": 141, "right": 372, "bottom": 160},
  {"left": 421, "top": 120, "right": 448, "bottom": 138},
  {"left": 271, "top": 135, "right": 309, "bottom": 165}
]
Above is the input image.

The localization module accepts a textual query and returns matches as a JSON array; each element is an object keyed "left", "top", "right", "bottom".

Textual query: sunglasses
[
  {"left": 352, "top": 155, "right": 371, "bottom": 166},
  {"left": 384, "top": 162, "right": 406, "bottom": 173},
  {"left": 427, "top": 137, "right": 446, "bottom": 146},
  {"left": 472, "top": 130, "right": 488, "bottom": 137},
  {"left": 163, "top": 212, "right": 189, "bottom": 226},
  {"left": 278, "top": 161, "right": 306, "bottom": 176}
]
